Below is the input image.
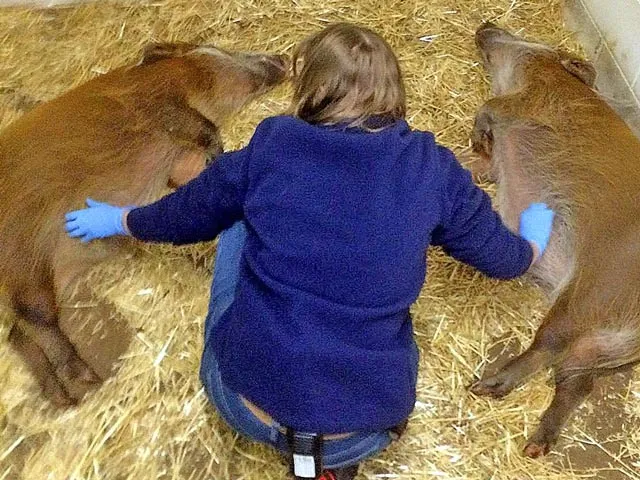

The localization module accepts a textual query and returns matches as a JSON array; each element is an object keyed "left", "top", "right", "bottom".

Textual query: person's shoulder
[
  {"left": 403, "top": 125, "right": 452, "bottom": 167},
  {"left": 399, "top": 124, "right": 438, "bottom": 152},
  {"left": 412, "top": 129, "right": 458, "bottom": 171},
  {"left": 254, "top": 115, "right": 303, "bottom": 136},
  {"left": 248, "top": 116, "right": 314, "bottom": 150},
  {"left": 405, "top": 123, "right": 433, "bottom": 138},
  {"left": 405, "top": 126, "right": 470, "bottom": 188}
]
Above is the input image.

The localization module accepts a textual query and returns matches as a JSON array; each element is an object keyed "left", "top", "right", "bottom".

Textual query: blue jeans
[{"left": 199, "top": 221, "right": 414, "bottom": 469}]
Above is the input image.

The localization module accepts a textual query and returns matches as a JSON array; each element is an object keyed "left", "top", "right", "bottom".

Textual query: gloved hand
[
  {"left": 65, "top": 198, "right": 132, "bottom": 243},
  {"left": 519, "top": 202, "right": 555, "bottom": 256}
]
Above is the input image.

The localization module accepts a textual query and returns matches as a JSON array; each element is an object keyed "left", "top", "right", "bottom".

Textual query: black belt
[
  {"left": 285, "top": 419, "right": 408, "bottom": 479},
  {"left": 286, "top": 429, "right": 324, "bottom": 479}
]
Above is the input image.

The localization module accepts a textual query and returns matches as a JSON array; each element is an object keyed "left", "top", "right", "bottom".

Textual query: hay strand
[{"left": 0, "top": 1, "right": 639, "bottom": 479}]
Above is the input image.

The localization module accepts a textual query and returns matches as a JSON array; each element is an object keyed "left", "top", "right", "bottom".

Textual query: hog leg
[
  {"left": 468, "top": 113, "right": 494, "bottom": 181},
  {"left": 11, "top": 282, "right": 100, "bottom": 405},
  {"left": 54, "top": 239, "right": 133, "bottom": 384},
  {"left": 523, "top": 326, "right": 640, "bottom": 457},
  {"left": 7, "top": 323, "right": 72, "bottom": 406},
  {"left": 164, "top": 107, "right": 224, "bottom": 188},
  {"left": 471, "top": 347, "right": 554, "bottom": 398},
  {"left": 57, "top": 281, "right": 132, "bottom": 382},
  {"left": 471, "top": 105, "right": 495, "bottom": 163},
  {"left": 523, "top": 372, "right": 594, "bottom": 458},
  {"left": 162, "top": 103, "right": 224, "bottom": 158},
  {"left": 469, "top": 97, "right": 525, "bottom": 181},
  {"left": 471, "top": 293, "right": 572, "bottom": 397}
]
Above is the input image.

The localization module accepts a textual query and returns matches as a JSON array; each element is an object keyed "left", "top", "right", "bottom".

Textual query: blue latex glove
[
  {"left": 65, "top": 198, "right": 132, "bottom": 243},
  {"left": 519, "top": 202, "right": 555, "bottom": 255}
]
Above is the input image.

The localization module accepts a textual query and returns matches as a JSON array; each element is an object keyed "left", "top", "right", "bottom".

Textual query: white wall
[{"left": 564, "top": 0, "right": 640, "bottom": 132}]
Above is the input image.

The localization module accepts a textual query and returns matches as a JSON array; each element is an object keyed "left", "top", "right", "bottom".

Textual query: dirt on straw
[{"left": 0, "top": 0, "right": 639, "bottom": 479}]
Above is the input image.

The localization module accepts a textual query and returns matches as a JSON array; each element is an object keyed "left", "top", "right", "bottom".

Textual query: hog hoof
[
  {"left": 470, "top": 373, "right": 516, "bottom": 398},
  {"left": 523, "top": 440, "right": 551, "bottom": 458},
  {"left": 56, "top": 358, "right": 102, "bottom": 401},
  {"left": 42, "top": 377, "right": 77, "bottom": 408},
  {"left": 59, "top": 356, "right": 100, "bottom": 382}
]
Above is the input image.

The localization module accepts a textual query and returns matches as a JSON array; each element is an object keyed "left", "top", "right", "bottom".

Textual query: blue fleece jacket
[{"left": 127, "top": 115, "right": 532, "bottom": 433}]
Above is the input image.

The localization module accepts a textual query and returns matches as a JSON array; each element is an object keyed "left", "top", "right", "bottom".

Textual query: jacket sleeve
[
  {"left": 431, "top": 145, "right": 533, "bottom": 279},
  {"left": 126, "top": 148, "right": 249, "bottom": 245}
]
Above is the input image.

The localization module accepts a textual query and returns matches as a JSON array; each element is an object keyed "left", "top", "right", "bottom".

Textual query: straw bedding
[{"left": 0, "top": 0, "right": 639, "bottom": 479}]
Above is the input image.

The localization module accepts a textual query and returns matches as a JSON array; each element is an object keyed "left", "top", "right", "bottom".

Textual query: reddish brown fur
[
  {"left": 468, "top": 23, "right": 640, "bottom": 458},
  {"left": 0, "top": 42, "right": 287, "bottom": 406}
]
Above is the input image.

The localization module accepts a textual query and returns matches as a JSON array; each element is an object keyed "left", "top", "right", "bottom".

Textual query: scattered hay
[{"left": 0, "top": 0, "right": 639, "bottom": 479}]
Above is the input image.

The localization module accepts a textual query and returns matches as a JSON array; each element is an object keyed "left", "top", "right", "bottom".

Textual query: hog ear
[
  {"left": 140, "top": 43, "right": 186, "bottom": 65},
  {"left": 560, "top": 57, "right": 597, "bottom": 87}
]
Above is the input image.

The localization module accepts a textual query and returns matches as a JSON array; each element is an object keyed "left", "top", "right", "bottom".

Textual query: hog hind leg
[
  {"left": 7, "top": 323, "right": 73, "bottom": 406},
  {"left": 11, "top": 282, "right": 100, "bottom": 404},
  {"left": 57, "top": 280, "right": 133, "bottom": 382},
  {"left": 523, "top": 371, "right": 595, "bottom": 458},
  {"left": 53, "top": 242, "right": 133, "bottom": 386},
  {"left": 523, "top": 326, "right": 640, "bottom": 457}
]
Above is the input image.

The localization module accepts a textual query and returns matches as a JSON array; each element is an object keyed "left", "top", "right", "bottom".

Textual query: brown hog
[
  {"left": 0, "top": 42, "right": 288, "bottom": 406},
  {"left": 468, "top": 23, "right": 640, "bottom": 458}
]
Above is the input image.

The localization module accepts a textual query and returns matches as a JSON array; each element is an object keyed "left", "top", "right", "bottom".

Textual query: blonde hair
[{"left": 290, "top": 23, "right": 406, "bottom": 130}]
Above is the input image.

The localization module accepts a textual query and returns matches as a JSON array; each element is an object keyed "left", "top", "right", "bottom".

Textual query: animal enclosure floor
[{"left": 0, "top": 1, "right": 639, "bottom": 479}]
